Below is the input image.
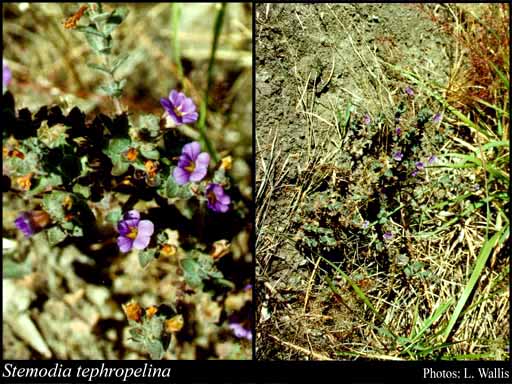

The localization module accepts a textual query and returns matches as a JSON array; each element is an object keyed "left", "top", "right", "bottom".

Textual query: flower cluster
[{"left": 161, "top": 90, "right": 231, "bottom": 213}]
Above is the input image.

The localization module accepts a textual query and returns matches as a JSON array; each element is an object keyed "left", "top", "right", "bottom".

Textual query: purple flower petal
[
  {"left": 189, "top": 152, "right": 210, "bottom": 182},
  {"left": 117, "top": 221, "right": 131, "bottom": 236},
  {"left": 169, "top": 89, "right": 180, "bottom": 105},
  {"left": 181, "top": 98, "right": 196, "bottom": 113},
  {"left": 124, "top": 210, "right": 140, "bottom": 221},
  {"left": 432, "top": 113, "right": 441, "bottom": 123},
  {"left": 177, "top": 155, "right": 192, "bottom": 169},
  {"left": 195, "top": 152, "right": 210, "bottom": 168},
  {"left": 415, "top": 161, "right": 425, "bottom": 170},
  {"left": 363, "top": 114, "right": 371, "bottom": 125},
  {"left": 229, "top": 323, "right": 252, "bottom": 340},
  {"left": 14, "top": 213, "right": 34, "bottom": 237},
  {"left": 137, "top": 220, "right": 154, "bottom": 237},
  {"left": 383, "top": 232, "right": 393, "bottom": 240},
  {"left": 160, "top": 97, "right": 172, "bottom": 111},
  {"left": 182, "top": 112, "right": 199, "bottom": 124},
  {"left": 206, "top": 183, "right": 230, "bottom": 212},
  {"left": 405, "top": 86, "right": 414, "bottom": 96},
  {"left": 173, "top": 166, "right": 190, "bottom": 185},
  {"left": 189, "top": 167, "right": 208, "bottom": 182},
  {"left": 428, "top": 155, "right": 437, "bottom": 164},
  {"left": 162, "top": 90, "right": 198, "bottom": 126},
  {"left": 133, "top": 234, "right": 151, "bottom": 250},
  {"left": 117, "top": 236, "right": 133, "bottom": 253},
  {"left": 393, "top": 152, "right": 403, "bottom": 161},
  {"left": 121, "top": 218, "right": 139, "bottom": 233},
  {"left": 3, "top": 62, "right": 12, "bottom": 88},
  {"left": 217, "top": 194, "right": 231, "bottom": 205},
  {"left": 183, "top": 141, "right": 201, "bottom": 160},
  {"left": 174, "top": 142, "right": 209, "bottom": 184}
]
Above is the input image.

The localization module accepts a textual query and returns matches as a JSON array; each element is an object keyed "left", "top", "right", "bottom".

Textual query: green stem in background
[
  {"left": 105, "top": 56, "right": 123, "bottom": 114},
  {"left": 197, "top": 3, "right": 226, "bottom": 163},
  {"left": 171, "top": 3, "right": 184, "bottom": 82}
]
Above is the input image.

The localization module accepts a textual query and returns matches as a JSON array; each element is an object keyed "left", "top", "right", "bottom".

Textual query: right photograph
[{"left": 255, "top": 3, "right": 509, "bottom": 361}]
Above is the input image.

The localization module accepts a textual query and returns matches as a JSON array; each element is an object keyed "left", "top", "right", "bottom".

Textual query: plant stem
[
  {"left": 197, "top": 3, "right": 226, "bottom": 163},
  {"left": 105, "top": 56, "right": 123, "bottom": 114},
  {"left": 91, "top": 5, "right": 123, "bottom": 114}
]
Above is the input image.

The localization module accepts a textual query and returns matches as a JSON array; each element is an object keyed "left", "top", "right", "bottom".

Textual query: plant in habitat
[
  {"left": 3, "top": 2, "right": 252, "bottom": 360},
  {"left": 291, "top": 40, "right": 508, "bottom": 359},
  {"left": 255, "top": 2, "right": 506, "bottom": 362}
]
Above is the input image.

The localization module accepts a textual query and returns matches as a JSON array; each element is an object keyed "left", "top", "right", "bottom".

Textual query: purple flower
[
  {"left": 432, "top": 113, "right": 441, "bottom": 123},
  {"left": 244, "top": 284, "right": 253, "bottom": 291},
  {"left": 383, "top": 232, "right": 393, "bottom": 240},
  {"left": 428, "top": 155, "right": 437, "bottom": 164},
  {"left": 404, "top": 86, "right": 414, "bottom": 96},
  {"left": 205, "top": 183, "right": 231, "bottom": 213},
  {"left": 14, "top": 210, "right": 50, "bottom": 238},
  {"left": 362, "top": 220, "right": 369, "bottom": 229},
  {"left": 412, "top": 170, "right": 418, "bottom": 177},
  {"left": 393, "top": 151, "right": 403, "bottom": 161},
  {"left": 117, "top": 210, "right": 154, "bottom": 253},
  {"left": 3, "top": 61, "right": 12, "bottom": 88},
  {"left": 173, "top": 141, "right": 210, "bottom": 185},
  {"left": 229, "top": 322, "right": 252, "bottom": 341},
  {"left": 15, "top": 213, "right": 34, "bottom": 237},
  {"left": 160, "top": 89, "right": 198, "bottom": 126},
  {"left": 363, "top": 114, "right": 371, "bottom": 125},
  {"left": 415, "top": 161, "right": 425, "bottom": 170},
  {"left": 473, "top": 183, "right": 481, "bottom": 191},
  {"left": 396, "top": 127, "right": 402, "bottom": 136}
]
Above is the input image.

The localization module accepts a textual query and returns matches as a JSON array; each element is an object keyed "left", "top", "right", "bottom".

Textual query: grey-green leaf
[
  {"left": 146, "top": 340, "right": 164, "bottom": 360},
  {"left": 138, "top": 248, "right": 157, "bottom": 268},
  {"left": 75, "top": 25, "right": 105, "bottom": 38},
  {"left": 90, "top": 11, "right": 111, "bottom": 23},
  {"left": 47, "top": 226, "right": 68, "bottom": 246},
  {"left": 104, "top": 7, "right": 129, "bottom": 36},
  {"left": 111, "top": 54, "right": 130, "bottom": 75},
  {"left": 106, "top": 208, "right": 123, "bottom": 225},
  {"left": 3, "top": 258, "right": 32, "bottom": 279},
  {"left": 87, "top": 63, "right": 112, "bottom": 75},
  {"left": 111, "top": 160, "right": 130, "bottom": 176}
]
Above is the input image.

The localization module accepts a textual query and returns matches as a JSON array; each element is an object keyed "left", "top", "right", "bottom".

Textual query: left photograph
[{"left": 2, "top": 3, "right": 253, "bottom": 359}]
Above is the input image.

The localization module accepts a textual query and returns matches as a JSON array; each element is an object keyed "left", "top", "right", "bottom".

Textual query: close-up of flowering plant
[{"left": 3, "top": 2, "right": 252, "bottom": 360}]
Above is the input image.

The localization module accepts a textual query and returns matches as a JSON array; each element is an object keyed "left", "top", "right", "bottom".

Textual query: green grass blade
[
  {"left": 441, "top": 225, "right": 509, "bottom": 343},
  {"left": 400, "top": 299, "right": 453, "bottom": 355},
  {"left": 488, "top": 60, "right": 509, "bottom": 88}
]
